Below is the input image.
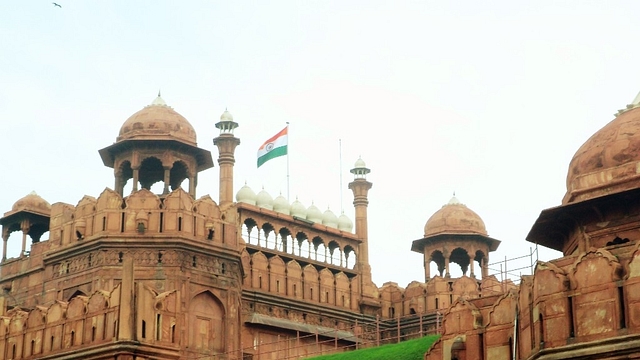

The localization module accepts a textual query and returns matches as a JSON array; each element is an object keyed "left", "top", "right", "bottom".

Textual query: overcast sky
[{"left": 2, "top": 1, "right": 639, "bottom": 288}]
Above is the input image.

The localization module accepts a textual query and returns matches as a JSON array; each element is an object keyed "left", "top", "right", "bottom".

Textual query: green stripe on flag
[{"left": 257, "top": 146, "right": 288, "bottom": 168}]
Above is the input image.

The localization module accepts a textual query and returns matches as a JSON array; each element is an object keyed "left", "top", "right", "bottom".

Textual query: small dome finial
[{"left": 151, "top": 92, "right": 167, "bottom": 106}]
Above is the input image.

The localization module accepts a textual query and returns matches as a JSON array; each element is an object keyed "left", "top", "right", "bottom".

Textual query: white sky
[{"left": 1, "top": 1, "right": 639, "bottom": 288}]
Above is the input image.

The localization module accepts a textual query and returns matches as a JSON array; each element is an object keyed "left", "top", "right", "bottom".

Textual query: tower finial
[{"left": 158, "top": 89, "right": 161, "bottom": 97}]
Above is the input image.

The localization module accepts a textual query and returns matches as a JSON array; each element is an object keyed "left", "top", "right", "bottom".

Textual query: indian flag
[{"left": 257, "top": 126, "right": 288, "bottom": 168}]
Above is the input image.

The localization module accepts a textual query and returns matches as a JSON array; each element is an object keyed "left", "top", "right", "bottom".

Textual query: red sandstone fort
[{"left": 1, "top": 93, "right": 640, "bottom": 359}]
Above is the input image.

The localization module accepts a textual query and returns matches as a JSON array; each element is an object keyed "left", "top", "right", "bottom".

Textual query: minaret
[
  {"left": 213, "top": 110, "right": 240, "bottom": 206},
  {"left": 348, "top": 157, "right": 379, "bottom": 314},
  {"left": 349, "top": 157, "right": 372, "bottom": 265}
]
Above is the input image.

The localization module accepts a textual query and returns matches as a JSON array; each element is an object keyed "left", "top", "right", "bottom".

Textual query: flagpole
[
  {"left": 286, "top": 122, "right": 290, "bottom": 200},
  {"left": 339, "top": 139, "right": 343, "bottom": 214}
]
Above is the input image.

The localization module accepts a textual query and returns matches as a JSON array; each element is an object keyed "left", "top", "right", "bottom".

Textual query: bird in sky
[{"left": 52, "top": 2, "right": 61, "bottom": 8}]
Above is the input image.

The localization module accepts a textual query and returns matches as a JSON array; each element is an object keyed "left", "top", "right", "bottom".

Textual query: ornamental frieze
[{"left": 51, "top": 249, "right": 241, "bottom": 285}]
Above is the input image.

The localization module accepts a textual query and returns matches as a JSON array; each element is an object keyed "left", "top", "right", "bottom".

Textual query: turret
[
  {"left": 348, "top": 157, "right": 372, "bottom": 264},
  {"left": 213, "top": 110, "right": 240, "bottom": 206},
  {"left": 99, "top": 94, "right": 213, "bottom": 198}
]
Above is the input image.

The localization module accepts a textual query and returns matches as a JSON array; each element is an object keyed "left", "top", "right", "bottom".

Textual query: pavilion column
[
  {"left": 189, "top": 175, "right": 196, "bottom": 197},
  {"left": 114, "top": 171, "right": 124, "bottom": 196},
  {"left": 482, "top": 257, "right": 489, "bottom": 278},
  {"left": 324, "top": 247, "right": 328, "bottom": 263},
  {"left": 424, "top": 252, "right": 431, "bottom": 280},
  {"left": 470, "top": 257, "right": 475, "bottom": 278},
  {"left": 2, "top": 228, "right": 8, "bottom": 261},
  {"left": 132, "top": 167, "right": 140, "bottom": 192},
  {"left": 163, "top": 166, "right": 171, "bottom": 194},
  {"left": 20, "top": 221, "right": 29, "bottom": 257},
  {"left": 444, "top": 252, "right": 451, "bottom": 278},
  {"left": 468, "top": 247, "right": 475, "bottom": 278}
]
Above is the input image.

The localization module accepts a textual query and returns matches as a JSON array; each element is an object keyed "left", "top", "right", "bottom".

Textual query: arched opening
[
  {"left": 279, "top": 227, "right": 292, "bottom": 253},
  {"left": 430, "top": 250, "right": 445, "bottom": 277},
  {"left": 539, "top": 313, "right": 544, "bottom": 349},
  {"left": 242, "top": 218, "right": 257, "bottom": 245},
  {"left": 68, "top": 290, "right": 87, "bottom": 301},
  {"left": 5, "top": 230, "right": 23, "bottom": 259},
  {"left": 262, "top": 223, "right": 275, "bottom": 249},
  {"left": 169, "top": 161, "right": 190, "bottom": 192},
  {"left": 312, "top": 237, "right": 324, "bottom": 261},
  {"left": 296, "top": 232, "right": 308, "bottom": 257},
  {"left": 450, "top": 247, "right": 470, "bottom": 277},
  {"left": 118, "top": 160, "right": 134, "bottom": 195},
  {"left": 328, "top": 241, "right": 340, "bottom": 266},
  {"left": 139, "top": 157, "right": 164, "bottom": 194},
  {"left": 344, "top": 245, "right": 356, "bottom": 269},
  {"left": 474, "top": 250, "right": 486, "bottom": 278}
]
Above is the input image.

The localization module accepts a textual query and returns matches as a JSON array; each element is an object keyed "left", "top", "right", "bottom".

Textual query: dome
[
  {"left": 117, "top": 94, "right": 197, "bottom": 146},
  {"left": 307, "top": 202, "right": 323, "bottom": 223},
  {"left": 322, "top": 208, "right": 339, "bottom": 228},
  {"left": 11, "top": 191, "right": 51, "bottom": 216},
  {"left": 423, "top": 197, "right": 487, "bottom": 237},
  {"left": 338, "top": 212, "right": 353, "bottom": 232},
  {"left": 220, "top": 109, "right": 234, "bottom": 122},
  {"left": 273, "top": 194, "right": 290, "bottom": 215},
  {"left": 564, "top": 104, "right": 640, "bottom": 204},
  {"left": 290, "top": 197, "right": 307, "bottom": 218},
  {"left": 350, "top": 156, "right": 371, "bottom": 178},
  {"left": 256, "top": 188, "right": 274, "bottom": 210},
  {"left": 236, "top": 183, "right": 257, "bottom": 205},
  {"left": 354, "top": 157, "right": 366, "bottom": 168}
]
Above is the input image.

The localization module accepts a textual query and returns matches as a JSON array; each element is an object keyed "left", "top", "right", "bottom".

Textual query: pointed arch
[
  {"left": 328, "top": 240, "right": 341, "bottom": 265},
  {"left": 335, "top": 272, "right": 350, "bottom": 307},
  {"left": 139, "top": 156, "right": 164, "bottom": 192},
  {"left": 188, "top": 291, "right": 225, "bottom": 353},
  {"left": 251, "top": 252, "right": 268, "bottom": 290},
  {"left": 303, "top": 265, "right": 319, "bottom": 301},
  {"left": 430, "top": 250, "right": 445, "bottom": 278},
  {"left": 344, "top": 245, "right": 356, "bottom": 269},
  {"left": 243, "top": 218, "right": 258, "bottom": 245},
  {"left": 287, "top": 260, "right": 303, "bottom": 299},
  {"left": 319, "top": 268, "right": 335, "bottom": 304},
  {"left": 261, "top": 223, "right": 275, "bottom": 249},
  {"left": 269, "top": 256, "right": 286, "bottom": 294},
  {"left": 296, "top": 232, "right": 308, "bottom": 257},
  {"left": 169, "top": 160, "right": 191, "bottom": 191},
  {"left": 450, "top": 247, "right": 471, "bottom": 276}
]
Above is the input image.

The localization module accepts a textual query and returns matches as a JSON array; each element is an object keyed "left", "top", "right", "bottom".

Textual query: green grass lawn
[{"left": 307, "top": 335, "right": 440, "bottom": 360}]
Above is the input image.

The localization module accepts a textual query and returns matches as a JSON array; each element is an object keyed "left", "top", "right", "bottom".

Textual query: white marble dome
[
  {"left": 322, "top": 208, "right": 339, "bottom": 228},
  {"left": 220, "top": 109, "right": 234, "bottom": 122},
  {"left": 256, "top": 188, "right": 274, "bottom": 210},
  {"left": 290, "top": 197, "right": 307, "bottom": 218},
  {"left": 306, "top": 202, "right": 323, "bottom": 223},
  {"left": 273, "top": 194, "right": 290, "bottom": 215},
  {"left": 338, "top": 212, "right": 353, "bottom": 232},
  {"left": 236, "top": 183, "right": 257, "bottom": 205}
]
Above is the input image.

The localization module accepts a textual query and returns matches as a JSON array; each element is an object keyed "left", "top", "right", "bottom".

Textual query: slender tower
[
  {"left": 213, "top": 110, "right": 240, "bottom": 206},
  {"left": 348, "top": 157, "right": 379, "bottom": 313}
]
